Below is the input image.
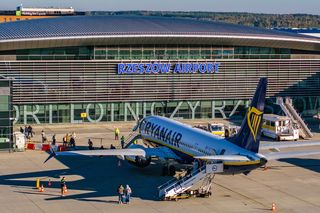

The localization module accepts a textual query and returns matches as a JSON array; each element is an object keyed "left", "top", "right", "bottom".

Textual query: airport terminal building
[{"left": 0, "top": 16, "right": 319, "bottom": 124}]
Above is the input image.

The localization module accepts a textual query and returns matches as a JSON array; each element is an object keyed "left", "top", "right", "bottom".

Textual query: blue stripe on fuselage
[
  {"left": 170, "top": 148, "right": 195, "bottom": 164},
  {"left": 145, "top": 138, "right": 195, "bottom": 163}
]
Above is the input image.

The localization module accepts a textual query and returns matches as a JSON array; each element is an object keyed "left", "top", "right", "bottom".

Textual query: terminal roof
[
  {"left": 0, "top": 15, "right": 315, "bottom": 40},
  {"left": 0, "top": 16, "right": 319, "bottom": 51}
]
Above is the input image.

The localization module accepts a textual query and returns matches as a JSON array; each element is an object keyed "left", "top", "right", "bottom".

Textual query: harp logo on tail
[{"left": 247, "top": 106, "right": 263, "bottom": 142}]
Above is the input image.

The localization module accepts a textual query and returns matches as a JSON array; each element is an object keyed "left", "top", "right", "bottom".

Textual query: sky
[{"left": 1, "top": 0, "right": 320, "bottom": 15}]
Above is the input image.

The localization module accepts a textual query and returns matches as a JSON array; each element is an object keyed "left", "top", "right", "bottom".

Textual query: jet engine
[{"left": 126, "top": 156, "right": 151, "bottom": 168}]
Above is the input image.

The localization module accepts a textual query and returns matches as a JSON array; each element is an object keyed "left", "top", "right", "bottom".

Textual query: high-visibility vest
[{"left": 115, "top": 128, "right": 120, "bottom": 134}]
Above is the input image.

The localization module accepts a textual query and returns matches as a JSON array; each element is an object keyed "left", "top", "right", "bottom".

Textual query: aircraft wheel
[
  {"left": 225, "top": 130, "right": 229, "bottom": 138},
  {"left": 169, "top": 165, "right": 176, "bottom": 176}
]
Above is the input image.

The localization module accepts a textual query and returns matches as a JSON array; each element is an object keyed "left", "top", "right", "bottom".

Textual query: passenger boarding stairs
[
  {"left": 276, "top": 97, "right": 313, "bottom": 139},
  {"left": 158, "top": 163, "right": 223, "bottom": 200},
  {"left": 123, "top": 132, "right": 141, "bottom": 148}
]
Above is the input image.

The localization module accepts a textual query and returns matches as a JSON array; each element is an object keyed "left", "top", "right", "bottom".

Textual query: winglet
[{"left": 44, "top": 147, "right": 56, "bottom": 164}]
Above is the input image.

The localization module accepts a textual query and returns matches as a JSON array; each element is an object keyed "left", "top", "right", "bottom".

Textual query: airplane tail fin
[{"left": 228, "top": 77, "right": 267, "bottom": 153}]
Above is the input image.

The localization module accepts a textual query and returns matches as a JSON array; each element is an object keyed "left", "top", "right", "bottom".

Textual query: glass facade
[
  {"left": 0, "top": 45, "right": 319, "bottom": 124},
  {"left": 15, "top": 46, "right": 94, "bottom": 60},
  {"left": 10, "top": 96, "right": 320, "bottom": 124},
  {"left": 0, "top": 78, "right": 12, "bottom": 149},
  {"left": 9, "top": 45, "right": 297, "bottom": 61}
]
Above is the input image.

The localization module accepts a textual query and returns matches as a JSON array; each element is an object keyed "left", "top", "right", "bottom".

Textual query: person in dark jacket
[
  {"left": 60, "top": 177, "right": 66, "bottom": 197},
  {"left": 88, "top": 139, "right": 93, "bottom": 150}
]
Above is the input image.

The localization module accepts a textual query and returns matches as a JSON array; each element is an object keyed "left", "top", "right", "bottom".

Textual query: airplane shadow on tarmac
[
  {"left": 279, "top": 158, "right": 320, "bottom": 174},
  {"left": 2, "top": 148, "right": 320, "bottom": 202},
  {"left": 0, "top": 147, "right": 172, "bottom": 202}
]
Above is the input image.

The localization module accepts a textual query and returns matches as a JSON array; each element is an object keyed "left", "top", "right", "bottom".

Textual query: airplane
[{"left": 45, "top": 77, "right": 320, "bottom": 192}]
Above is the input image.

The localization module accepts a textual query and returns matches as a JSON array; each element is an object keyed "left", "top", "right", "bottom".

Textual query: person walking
[
  {"left": 66, "top": 133, "right": 71, "bottom": 147},
  {"left": 20, "top": 127, "right": 24, "bottom": 134},
  {"left": 60, "top": 176, "right": 66, "bottom": 197},
  {"left": 115, "top": 128, "right": 120, "bottom": 140},
  {"left": 88, "top": 139, "right": 93, "bottom": 150},
  {"left": 120, "top": 136, "right": 125, "bottom": 148},
  {"left": 125, "top": 184, "right": 132, "bottom": 203},
  {"left": 52, "top": 134, "right": 56, "bottom": 146},
  {"left": 41, "top": 130, "right": 46, "bottom": 143},
  {"left": 24, "top": 126, "right": 28, "bottom": 138},
  {"left": 70, "top": 137, "right": 76, "bottom": 148},
  {"left": 28, "top": 125, "right": 33, "bottom": 138},
  {"left": 118, "top": 184, "right": 124, "bottom": 204},
  {"left": 63, "top": 135, "right": 67, "bottom": 147}
]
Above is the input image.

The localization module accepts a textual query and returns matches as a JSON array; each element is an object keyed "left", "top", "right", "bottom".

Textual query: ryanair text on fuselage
[
  {"left": 140, "top": 121, "right": 182, "bottom": 147},
  {"left": 118, "top": 62, "right": 220, "bottom": 74}
]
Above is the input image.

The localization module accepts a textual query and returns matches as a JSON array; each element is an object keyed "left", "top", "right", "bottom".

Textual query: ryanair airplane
[{"left": 45, "top": 77, "right": 320, "bottom": 177}]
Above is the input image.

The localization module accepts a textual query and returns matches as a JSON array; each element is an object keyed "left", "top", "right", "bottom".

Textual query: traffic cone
[
  {"left": 48, "top": 179, "right": 52, "bottom": 187},
  {"left": 39, "top": 184, "right": 44, "bottom": 192},
  {"left": 271, "top": 202, "right": 276, "bottom": 211}
]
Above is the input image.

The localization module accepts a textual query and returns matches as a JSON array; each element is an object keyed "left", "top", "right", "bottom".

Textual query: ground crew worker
[
  {"left": 115, "top": 128, "right": 120, "bottom": 140},
  {"left": 70, "top": 137, "right": 76, "bottom": 148},
  {"left": 60, "top": 176, "right": 66, "bottom": 197},
  {"left": 88, "top": 139, "right": 93, "bottom": 150},
  {"left": 118, "top": 184, "right": 124, "bottom": 204},
  {"left": 24, "top": 126, "right": 28, "bottom": 138},
  {"left": 63, "top": 135, "right": 67, "bottom": 147},
  {"left": 52, "top": 134, "right": 56, "bottom": 146},
  {"left": 120, "top": 136, "right": 125, "bottom": 148},
  {"left": 66, "top": 133, "right": 71, "bottom": 147},
  {"left": 28, "top": 125, "right": 33, "bottom": 138},
  {"left": 41, "top": 130, "right": 46, "bottom": 143}
]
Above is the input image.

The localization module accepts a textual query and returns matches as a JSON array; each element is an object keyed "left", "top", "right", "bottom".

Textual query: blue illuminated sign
[{"left": 117, "top": 63, "right": 219, "bottom": 74}]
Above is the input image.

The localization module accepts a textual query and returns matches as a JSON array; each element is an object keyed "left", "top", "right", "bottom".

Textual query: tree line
[{"left": 88, "top": 11, "right": 320, "bottom": 28}]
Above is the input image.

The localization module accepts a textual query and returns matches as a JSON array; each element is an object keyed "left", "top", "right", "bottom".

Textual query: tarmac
[{"left": 0, "top": 119, "right": 320, "bottom": 213}]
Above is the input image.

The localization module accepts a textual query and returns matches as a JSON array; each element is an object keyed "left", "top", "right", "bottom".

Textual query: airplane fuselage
[{"left": 137, "top": 116, "right": 266, "bottom": 174}]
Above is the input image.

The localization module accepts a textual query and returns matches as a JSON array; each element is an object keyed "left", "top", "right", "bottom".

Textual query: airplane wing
[
  {"left": 44, "top": 148, "right": 145, "bottom": 163},
  {"left": 44, "top": 145, "right": 182, "bottom": 163},
  {"left": 260, "top": 141, "right": 320, "bottom": 151},
  {"left": 261, "top": 150, "right": 320, "bottom": 160},
  {"left": 194, "top": 155, "right": 250, "bottom": 161},
  {"left": 54, "top": 149, "right": 146, "bottom": 156},
  {"left": 124, "top": 144, "right": 181, "bottom": 160}
]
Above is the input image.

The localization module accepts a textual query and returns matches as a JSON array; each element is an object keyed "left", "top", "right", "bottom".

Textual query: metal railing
[{"left": 158, "top": 165, "right": 206, "bottom": 191}]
